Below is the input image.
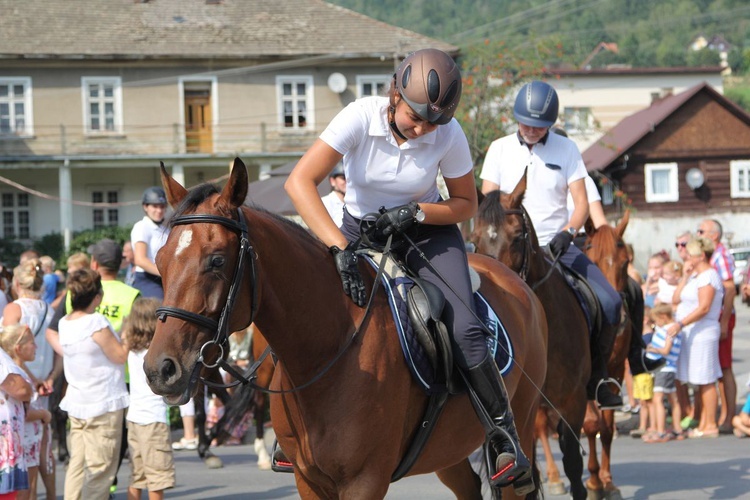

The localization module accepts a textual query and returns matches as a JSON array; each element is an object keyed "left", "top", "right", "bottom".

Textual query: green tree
[
  {"left": 687, "top": 47, "right": 722, "bottom": 66},
  {"left": 455, "top": 39, "right": 550, "bottom": 170}
]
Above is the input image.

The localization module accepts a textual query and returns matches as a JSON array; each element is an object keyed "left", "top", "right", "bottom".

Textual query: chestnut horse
[
  {"left": 144, "top": 158, "right": 547, "bottom": 499},
  {"left": 471, "top": 178, "right": 590, "bottom": 500},
  {"left": 580, "top": 212, "right": 633, "bottom": 500}
]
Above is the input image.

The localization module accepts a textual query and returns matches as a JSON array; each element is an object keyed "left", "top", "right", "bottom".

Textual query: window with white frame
[
  {"left": 356, "top": 75, "right": 390, "bottom": 98},
  {"left": 644, "top": 162, "right": 679, "bottom": 202},
  {"left": 0, "top": 78, "right": 33, "bottom": 137},
  {"left": 91, "top": 188, "right": 120, "bottom": 229},
  {"left": 82, "top": 77, "right": 123, "bottom": 134},
  {"left": 1, "top": 192, "right": 30, "bottom": 239},
  {"left": 562, "top": 107, "right": 594, "bottom": 135},
  {"left": 730, "top": 159, "right": 750, "bottom": 198},
  {"left": 276, "top": 76, "right": 314, "bottom": 130}
]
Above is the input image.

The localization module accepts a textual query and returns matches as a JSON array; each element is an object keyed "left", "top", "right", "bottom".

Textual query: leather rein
[{"left": 153, "top": 207, "right": 388, "bottom": 394}]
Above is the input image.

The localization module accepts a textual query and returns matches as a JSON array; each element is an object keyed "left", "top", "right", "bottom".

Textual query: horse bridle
[
  {"left": 502, "top": 207, "right": 533, "bottom": 282},
  {"left": 503, "top": 206, "right": 562, "bottom": 291},
  {"left": 155, "top": 208, "right": 259, "bottom": 377}
]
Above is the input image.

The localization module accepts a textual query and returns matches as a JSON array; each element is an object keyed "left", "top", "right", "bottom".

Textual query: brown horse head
[
  {"left": 144, "top": 158, "right": 253, "bottom": 404},
  {"left": 471, "top": 171, "right": 539, "bottom": 276},
  {"left": 583, "top": 210, "right": 631, "bottom": 292}
]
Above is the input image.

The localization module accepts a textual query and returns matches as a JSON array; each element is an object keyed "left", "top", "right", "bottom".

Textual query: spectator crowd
[{"left": 623, "top": 218, "right": 750, "bottom": 443}]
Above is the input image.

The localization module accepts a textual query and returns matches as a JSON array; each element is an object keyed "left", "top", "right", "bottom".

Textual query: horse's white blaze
[{"left": 175, "top": 229, "right": 193, "bottom": 256}]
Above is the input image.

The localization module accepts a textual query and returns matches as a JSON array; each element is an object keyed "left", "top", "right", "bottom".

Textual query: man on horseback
[
  {"left": 480, "top": 81, "right": 662, "bottom": 410},
  {"left": 286, "top": 48, "right": 532, "bottom": 492}
]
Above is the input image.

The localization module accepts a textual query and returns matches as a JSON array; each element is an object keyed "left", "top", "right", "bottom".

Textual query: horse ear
[
  {"left": 160, "top": 162, "right": 188, "bottom": 207},
  {"left": 584, "top": 217, "right": 597, "bottom": 236},
  {"left": 507, "top": 168, "right": 527, "bottom": 209},
  {"left": 220, "top": 157, "right": 249, "bottom": 209},
  {"left": 615, "top": 210, "right": 630, "bottom": 239}
]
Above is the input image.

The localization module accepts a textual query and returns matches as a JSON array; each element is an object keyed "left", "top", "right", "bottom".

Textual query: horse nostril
[{"left": 160, "top": 357, "right": 178, "bottom": 382}]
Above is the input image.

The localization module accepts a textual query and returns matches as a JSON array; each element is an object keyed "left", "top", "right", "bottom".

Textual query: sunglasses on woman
[{"left": 675, "top": 242, "right": 687, "bottom": 248}]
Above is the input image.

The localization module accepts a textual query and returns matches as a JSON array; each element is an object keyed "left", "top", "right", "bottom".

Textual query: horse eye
[{"left": 210, "top": 255, "right": 225, "bottom": 268}]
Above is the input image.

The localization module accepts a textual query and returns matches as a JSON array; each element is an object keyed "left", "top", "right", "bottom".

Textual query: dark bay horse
[
  {"left": 470, "top": 177, "right": 590, "bottom": 500},
  {"left": 580, "top": 212, "right": 633, "bottom": 500},
  {"left": 144, "top": 157, "right": 547, "bottom": 499}
]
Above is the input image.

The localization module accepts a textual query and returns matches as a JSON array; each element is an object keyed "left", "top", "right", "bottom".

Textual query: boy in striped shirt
[{"left": 644, "top": 304, "right": 685, "bottom": 442}]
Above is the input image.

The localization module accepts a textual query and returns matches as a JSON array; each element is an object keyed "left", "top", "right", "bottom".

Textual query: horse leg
[
  {"left": 195, "top": 387, "right": 223, "bottom": 469},
  {"left": 598, "top": 410, "right": 622, "bottom": 500},
  {"left": 436, "top": 459, "right": 483, "bottom": 500},
  {"left": 583, "top": 402, "right": 603, "bottom": 500},
  {"left": 535, "top": 408, "right": 565, "bottom": 496},
  {"left": 558, "top": 420, "right": 586, "bottom": 500},
  {"left": 253, "top": 392, "right": 271, "bottom": 470}
]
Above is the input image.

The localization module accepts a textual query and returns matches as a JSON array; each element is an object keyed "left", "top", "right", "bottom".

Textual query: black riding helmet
[
  {"left": 142, "top": 186, "right": 167, "bottom": 205},
  {"left": 393, "top": 48, "right": 462, "bottom": 125},
  {"left": 514, "top": 80, "right": 559, "bottom": 128}
]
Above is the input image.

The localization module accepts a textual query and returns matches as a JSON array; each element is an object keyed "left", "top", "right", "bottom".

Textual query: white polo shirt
[
  {"left": 319, "top": 96, "right": 473, "bottom": 218},
  {"left": 480, "top": 131, "right": 587, "bottom": 245},
  {"left": 130, "top": 216, "right": 168, "bottom": 272},
  {"left": 566, "top": 175, "right": 601, "bottom": 221}
]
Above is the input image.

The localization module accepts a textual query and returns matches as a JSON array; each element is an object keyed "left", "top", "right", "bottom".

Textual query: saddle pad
[
  {"left": 545, "top": 255, "right": 595, "bottom": 335},
  {"left": 364, "top": 255, "right": 514, "bottom": 394}
]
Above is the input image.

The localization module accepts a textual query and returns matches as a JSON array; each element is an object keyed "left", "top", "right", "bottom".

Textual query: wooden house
[{"left": 583, "top": 82, "right": 750, "bottom": 264}]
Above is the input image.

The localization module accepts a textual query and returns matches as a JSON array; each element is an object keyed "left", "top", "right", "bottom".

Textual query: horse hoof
[
  {"left": 546, "top": 481, "right": 567, "bottom": 496},
  {"left": 204, "top": 456, "right": 224, "bottom": 469},
  {"left": 586, "top": 487, "right": 604, "bottom": 500},
  {"left": 603, "top": 488, "right": 622, "bottom": 500}
]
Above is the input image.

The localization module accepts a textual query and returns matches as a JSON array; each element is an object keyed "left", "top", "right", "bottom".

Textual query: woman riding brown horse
[
  {"left": 143, "top": 158, "right": 547, "bottom": 499},
  {"left": 471, "top": 176, "right": 593, "bottom": 500}
]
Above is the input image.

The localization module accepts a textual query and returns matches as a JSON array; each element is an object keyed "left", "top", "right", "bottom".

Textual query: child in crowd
[
  {"left": 0, "top": 324, "right": 52, "bottom": 500},
  {"left": 0, "top": 340, "right": 31, "bottom": 499},
  {"left": 656, "top": 260, "right": 682, "bottom": 308},
  {"left": 644, "top": 304, "right": 684, "bottom": 442},
  {"left": 631, "top": 308, "right": 655, "bottom": 438},
  {"left": 642, "top": 252, "right": 667, "bottom": 308},
  {"left": 39, "top": 257, "right": 59, "bottom": 306},
  {"left": 122, "top": 297, "right": 175, "bottom": 500}
]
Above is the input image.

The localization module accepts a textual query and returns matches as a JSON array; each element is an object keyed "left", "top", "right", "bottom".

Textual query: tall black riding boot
[
  {"left": 467, "top": 353, "right": 533, "bottom": 494},
  {"left": 588, "top": 325, "right": 623, "bottom": 410}
]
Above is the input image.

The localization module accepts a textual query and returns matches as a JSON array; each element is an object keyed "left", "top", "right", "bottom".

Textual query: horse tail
[{"left": 212, "top": 381, "right": 255, "bottom": 445}]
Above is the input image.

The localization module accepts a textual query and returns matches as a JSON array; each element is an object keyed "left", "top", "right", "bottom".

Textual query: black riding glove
[
  {"left": 374, "top": 202, "right": 419, "bottom": 240},
  {"left": 548, "top": 230, "right": 574, "bottom": 257},
  {"left": 330, "top": 244, "right": 367, "bottom": 307}
]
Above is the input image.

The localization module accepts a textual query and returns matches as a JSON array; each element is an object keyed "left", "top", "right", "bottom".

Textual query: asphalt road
[{"left": 43, "top": 297, "right": 750, "bottom": 499}]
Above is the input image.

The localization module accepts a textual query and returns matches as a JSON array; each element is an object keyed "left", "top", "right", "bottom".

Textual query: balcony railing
[{"left": 0, "top": 122, "right": 321, "bottom": 158}]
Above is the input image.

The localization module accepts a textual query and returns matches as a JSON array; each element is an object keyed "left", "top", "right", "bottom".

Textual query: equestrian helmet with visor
[
  {"left": 513, "top": 80, "right": 559, "bottom": 128},
  {"left": 394, "top": 48, "right": 462, "bottom": 125},
  {"left": 142, "top": 186, "right": 167, "bottom": 205}
]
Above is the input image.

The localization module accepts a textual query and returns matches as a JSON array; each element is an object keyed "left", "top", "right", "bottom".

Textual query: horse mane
[{"left": 476, "top": 190, "right": 505, "bottom": 227}]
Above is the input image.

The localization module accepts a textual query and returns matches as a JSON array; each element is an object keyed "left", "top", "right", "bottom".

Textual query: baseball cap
[{"left": 88, "top": 239, "right": 123, "bottom": 271}]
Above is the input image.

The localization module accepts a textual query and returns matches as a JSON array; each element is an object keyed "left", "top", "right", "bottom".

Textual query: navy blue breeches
[{"left": 554, "top": 243, "right": 622, "bottom": 326}]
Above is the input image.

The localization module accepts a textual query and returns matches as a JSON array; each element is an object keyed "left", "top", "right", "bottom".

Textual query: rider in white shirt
[
  {"left": 481, "top": 81, "right": 649, "bottom": 409},
  {"left": 320, "top": 163, "right": 346, "bottom": 227}
]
